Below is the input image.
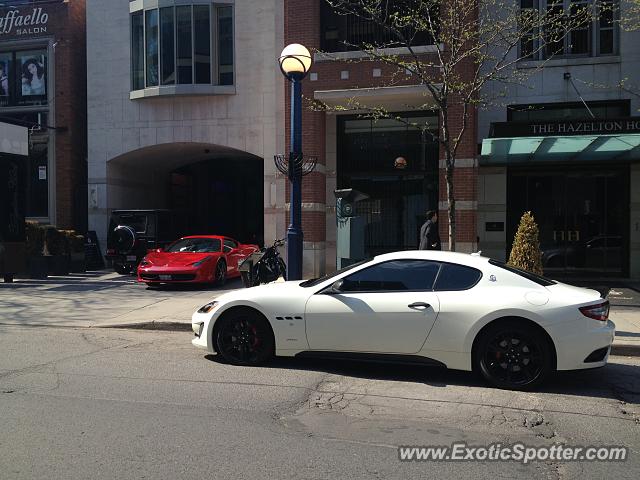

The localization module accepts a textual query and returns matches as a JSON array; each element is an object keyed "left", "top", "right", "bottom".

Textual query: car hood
[
  {"left": 145, "top": 252, "right": 218, "bottom": 267},
  {"left": 215, "top": 280, "right": 307, "bottom": 302}
]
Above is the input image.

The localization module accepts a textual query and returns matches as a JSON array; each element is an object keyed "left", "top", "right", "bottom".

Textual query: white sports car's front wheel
[
  {"left": 474, "top": 321, "right": 554, "bottom": 391},
  {"left": 214, "top": 309, "right": 274, "bottom": 366}
]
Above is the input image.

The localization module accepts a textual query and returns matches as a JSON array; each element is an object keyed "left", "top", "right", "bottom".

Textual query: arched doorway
[{"left": 106, "top": 142, "right": 263, "bottom": 246}]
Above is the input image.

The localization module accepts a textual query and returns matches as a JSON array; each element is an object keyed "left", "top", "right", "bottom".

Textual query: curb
[
  {"left": 102, "top": 321, "right": 193, "bottom": 332},
  {"left": 610, "top": 343, "right": 640, "bottom": 357}
]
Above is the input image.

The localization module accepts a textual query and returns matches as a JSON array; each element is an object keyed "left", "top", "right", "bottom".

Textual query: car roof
[
  {"left": 181, "top": 235, "right": 227, "bottom": 240},
  {"left": 374, "top": 250, "right": 490, "bottom": 268}
]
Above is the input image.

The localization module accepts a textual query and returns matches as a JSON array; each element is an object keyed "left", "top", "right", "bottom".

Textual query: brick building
[
  {"left": 284, "top": 0, "right": 478, "bottom": 276},
  {"left": 0, "top": 0, "right": 87, "bottom": 231}
]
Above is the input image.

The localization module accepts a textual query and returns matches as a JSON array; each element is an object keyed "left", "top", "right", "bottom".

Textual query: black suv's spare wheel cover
[{"left": 113, "top": 225, "right": 136, "bottom": 254}]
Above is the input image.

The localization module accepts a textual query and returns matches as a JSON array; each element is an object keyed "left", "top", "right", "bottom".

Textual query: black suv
[{"left": 106, "top": 210, "right": 187, "bottom": 274}]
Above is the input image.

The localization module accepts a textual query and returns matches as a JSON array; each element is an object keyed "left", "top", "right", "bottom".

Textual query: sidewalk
[
  {"left": 1, "top": 272, "right": 638, "bottom": 355},
  {"left": 610, "top": 307, "right": 640, "bottom": 356},
  {"left": 0, "top": 270, "right": 236, "bottom": 330}
]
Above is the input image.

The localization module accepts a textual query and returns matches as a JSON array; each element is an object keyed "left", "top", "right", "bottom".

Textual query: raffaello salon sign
[{"left": 0, "top": 8, "right": 49, "bottom": 36}]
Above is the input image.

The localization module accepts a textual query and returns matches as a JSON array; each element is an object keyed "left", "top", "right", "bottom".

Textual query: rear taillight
[
  {"left": 106, "top": 248, "right": 115, "bottom": 255},
  {"left": 579, "top": 301, "right": 610, "bottom": 321}
]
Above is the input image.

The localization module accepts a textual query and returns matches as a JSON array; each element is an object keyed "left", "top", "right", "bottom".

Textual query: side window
[
  {"left": 341, "top": 260, "right": 440, "bottom": 292},
  {"left": 433, "top": 263, "right": 482, "bottom": 291},
  {"left": 223, "top": 238, "right": 237, "bottom": 253}
]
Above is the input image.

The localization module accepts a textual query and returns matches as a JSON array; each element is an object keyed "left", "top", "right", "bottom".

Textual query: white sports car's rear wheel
[
  {"left": 214, "top": 309, "right": 274, "bottom": 366},
  {"left": 475, "top": 322, "right": 553, "bottom": 391}
]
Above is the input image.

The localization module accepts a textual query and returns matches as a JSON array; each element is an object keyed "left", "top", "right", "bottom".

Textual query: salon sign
[{"left": 0, "top": 8, "right": 49, "bottom": 36}]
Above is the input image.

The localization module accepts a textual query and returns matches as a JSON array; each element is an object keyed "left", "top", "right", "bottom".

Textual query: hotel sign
[
  {"left": 490, "top": 118, "right": 640, "bottom": 138},
  {"left": 0, "top": 8, "right": 49, "bottom": 36}
]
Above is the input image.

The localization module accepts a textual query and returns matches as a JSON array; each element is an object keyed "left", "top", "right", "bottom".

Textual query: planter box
[
  {"left": 48, "top": 255, "right": 70, "bottom": 276},
  {"left": 69, "top": 253, "right": 86, "bottom": 273},
  {"left": 28, "top": 256, "right": 48, "bottom": 279}
]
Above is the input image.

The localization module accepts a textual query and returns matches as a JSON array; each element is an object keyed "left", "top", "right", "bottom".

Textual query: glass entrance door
[
  {"left": 338, "top": 112, "right": 439, "bottom": 258},
  {"left": 507, "top": 167, "right": 628, "bottom": 276}
]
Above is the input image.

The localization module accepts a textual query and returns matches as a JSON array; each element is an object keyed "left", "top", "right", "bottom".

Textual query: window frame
[
  {"left": 432, "top": 262, "right": 484, "bottom": 292},
  {"left": 223, "top": 238, "right": 238, "bottom": 253},
  {"left": 519, "top": 0, "right": 619, "bottom": 60},
  {"left": 129, "top": 1, "right": 235, "bottom": 94},
  {"left": 488, "top": 259, "right": 557, "bottom": 287},
  {"left": 337, "top": 259, "right": 442, "bottom": 293},
  {"left": 323, "top": 259, "right": 483, "bottom": 294}
]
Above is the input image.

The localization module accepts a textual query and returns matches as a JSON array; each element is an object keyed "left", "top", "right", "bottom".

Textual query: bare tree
[{"left": 312, "top": 0, "right": 595, "bottom": 251}]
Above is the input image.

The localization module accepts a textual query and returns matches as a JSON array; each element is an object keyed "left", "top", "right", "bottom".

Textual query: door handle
[{"left": 408, "top": 302, "right": 430, "bottom": 309}]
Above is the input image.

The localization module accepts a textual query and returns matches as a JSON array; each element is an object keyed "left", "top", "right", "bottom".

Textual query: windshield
[
  {"left": 300, "top": 258, "right": 371, "bottom": 288},
  {"left": 166, "top": 238, "right": 222, "bottom": 253},
  {"left": 488, "top": 259, "right": 556, "bottom": 287}
]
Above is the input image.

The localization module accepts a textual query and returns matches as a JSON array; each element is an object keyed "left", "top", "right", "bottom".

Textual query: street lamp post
[{"left": 278, "top": 44, "right": 312, "bottom": 280}]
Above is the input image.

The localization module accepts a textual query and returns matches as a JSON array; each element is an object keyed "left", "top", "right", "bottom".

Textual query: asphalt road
[{"left": 1, "top": 326, "right": 638, "bottom": 479}]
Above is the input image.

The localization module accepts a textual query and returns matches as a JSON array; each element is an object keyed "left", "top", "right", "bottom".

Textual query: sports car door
[{"left": 304, "top": 260, "right": 441, "bottom": 354}]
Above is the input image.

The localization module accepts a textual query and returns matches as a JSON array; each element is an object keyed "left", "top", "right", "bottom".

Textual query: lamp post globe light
[{"left": 278, "top": 43, "right": 312, "bottom": 280}]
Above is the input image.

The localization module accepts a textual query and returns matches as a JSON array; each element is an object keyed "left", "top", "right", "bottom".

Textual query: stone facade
[{"left": 86, "top": 0, "right": 285, "bottom": 252}]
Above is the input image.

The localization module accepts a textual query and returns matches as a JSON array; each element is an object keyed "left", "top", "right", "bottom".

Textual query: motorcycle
[{"left": 239, "top": 238, "right": 287, "bottom": 287}]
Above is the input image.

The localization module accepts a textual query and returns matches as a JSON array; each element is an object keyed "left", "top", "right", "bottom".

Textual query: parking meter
[{"left": 334, "top": 188, "right": 368, "bottom": 269}]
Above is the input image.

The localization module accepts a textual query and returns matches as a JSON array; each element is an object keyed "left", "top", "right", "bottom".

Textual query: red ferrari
[{"left": 137, "top": 236, "right": 259, "bottom": 286}]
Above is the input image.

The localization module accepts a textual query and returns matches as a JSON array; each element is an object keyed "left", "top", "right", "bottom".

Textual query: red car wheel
[{"left": 215, "top": 260, "right": 227, "bottom": 286}]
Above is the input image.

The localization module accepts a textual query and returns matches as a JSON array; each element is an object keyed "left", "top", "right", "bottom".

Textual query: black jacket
[{"left": 419, "top": 220, "right": 441, "bottom": 250}]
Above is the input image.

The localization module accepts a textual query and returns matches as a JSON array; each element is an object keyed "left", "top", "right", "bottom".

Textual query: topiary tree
[{"left": 508, "top": 211, "right": 543, "bottom": 275}]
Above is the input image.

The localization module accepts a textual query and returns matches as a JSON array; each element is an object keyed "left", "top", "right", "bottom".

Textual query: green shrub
[
  {"left": 25, "top": 221, "right": 45, "bottom": 257},
  {"left": 507, "top": 211, "right": 544, "bottom": 275}
]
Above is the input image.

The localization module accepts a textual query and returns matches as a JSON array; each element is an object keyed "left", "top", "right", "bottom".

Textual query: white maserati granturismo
[{"left": 191, "top": 251, "right": 614, "bottom": 390}]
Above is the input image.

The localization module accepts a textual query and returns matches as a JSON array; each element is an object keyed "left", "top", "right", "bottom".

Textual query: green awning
[{"left": 480, "top": 133, "right": 640, "bottom": 165}]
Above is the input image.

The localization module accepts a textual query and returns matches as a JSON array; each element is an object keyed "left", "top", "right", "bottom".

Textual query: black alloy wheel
[
  {"left": 113, "top": 225, "right": 136, "bottom": 254},
  {"left": 215, "top": 310, "right": 274, "bottom": 366},
  {"left": 215, "top": 260, "right": 227, "bottom": 286},
  {"left": 475, "top": 322, "right": 552, "bottom": 390}
]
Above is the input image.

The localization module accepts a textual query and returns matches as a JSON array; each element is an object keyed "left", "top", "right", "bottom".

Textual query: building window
[
  {"left": 0, "top": 49, "right": 48, "bottom": 108},
  {"left": 130, "top": 3, "right": 234, "bottom": 91},
  {"left": 218, "top": 6, "right": 233, "bottom": 85},
  {"left": 176, "top": 6, "right": 193, "bottom": 84},
  {"left": 193, "top": 5, "right": 211, "bottom": 84},
  {"left": 131, "top": 12, "right": 145, "bottom": 90},
  {"left": 320, "top": 0, "right": 436, "bottom": 52},
  {"left": 145, "top": 9, "right": 159, "bottom": 87},
  {"left": 160, "top": 7, "right": 176, "bottom": 85},
  {"left": 520, "top": 0, "right": 619, "bottom": 60}
]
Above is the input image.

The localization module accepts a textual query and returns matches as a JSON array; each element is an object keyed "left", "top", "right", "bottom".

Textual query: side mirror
[{"left": 326, "top": 279, "right": 344, "bottom": 294}]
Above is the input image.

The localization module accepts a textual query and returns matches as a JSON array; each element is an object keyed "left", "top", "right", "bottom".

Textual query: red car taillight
[
  {"left": 579, "top": 301, "right": 610, "bottom": 321},
  {"left": 106, "top": 248, "right": 115, "bottom": 255}
]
